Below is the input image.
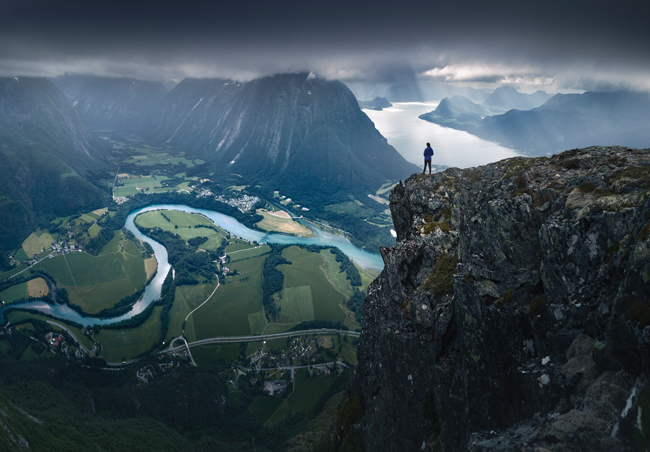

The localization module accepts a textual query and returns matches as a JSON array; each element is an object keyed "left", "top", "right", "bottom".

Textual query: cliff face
[{"left": 352, "top": 147, "right": 650, "bottom": 451}]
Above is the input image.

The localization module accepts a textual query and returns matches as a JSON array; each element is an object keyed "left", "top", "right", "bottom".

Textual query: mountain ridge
[
  {"left": 0, "top": 77, "right": 109, "bottom": 268},
  {"left": 345, "top": 146, "right": 650, "bottom": 451}
]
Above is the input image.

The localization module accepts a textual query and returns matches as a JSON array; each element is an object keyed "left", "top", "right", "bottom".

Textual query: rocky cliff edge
[{"left": 346, "top": 146, "right": 650, "bottom": 451}]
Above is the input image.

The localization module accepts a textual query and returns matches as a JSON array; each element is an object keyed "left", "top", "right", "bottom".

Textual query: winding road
[{"left": 162, "top": 328, "right": 360, "bottom": 354}]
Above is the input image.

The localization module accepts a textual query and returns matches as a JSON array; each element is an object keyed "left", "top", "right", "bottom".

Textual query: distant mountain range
[
  {"left": 420, "top": 89, "right": 650, "bottom": 155},
  {"left": 60, "top": 73, "right": 419, "bottom": 206},
  {"left": 0, "top": 73, "right": 421, "bottom": 260},
  {"left": 481, "top": 86, "right": 552, "bottom": 112},
  {"left": 347, "top": 80, "right": 490, "bottom": 103},
  {"left": 0, "top": 77, "right": 109, "bottom": 267},
  {"left": 52, "top": 74, "right": 168, "bottom": 131}
]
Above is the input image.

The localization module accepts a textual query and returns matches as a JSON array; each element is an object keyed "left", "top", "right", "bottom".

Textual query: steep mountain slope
[
  {"left": 345, "top": 147, "right": 650, "bottom": 451},
  {"left": 481, "top": 86, "right": 552, "bottom": 112},
  {"left": 146, "top": 73, "right": 419, "bottom": 204},
  {"left": 0, "top": 77, "right": 109, "bottom": 266},
  {"left": 52, "top": 74, "right": 168, "bottom": 131}
]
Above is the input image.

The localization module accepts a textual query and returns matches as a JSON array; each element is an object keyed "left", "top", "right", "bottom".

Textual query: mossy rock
[{"left": 420, "top": 253, "right": 459, "bottom": 294}]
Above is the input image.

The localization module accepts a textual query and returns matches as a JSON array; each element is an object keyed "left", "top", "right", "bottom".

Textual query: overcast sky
[{"left": 1, "top": 0, "right": 649, "bottom": 92}]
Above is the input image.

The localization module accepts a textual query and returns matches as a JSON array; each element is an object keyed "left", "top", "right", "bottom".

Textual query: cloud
[{"left": 0, "top": 0, "right": 649, "bottom": 91}]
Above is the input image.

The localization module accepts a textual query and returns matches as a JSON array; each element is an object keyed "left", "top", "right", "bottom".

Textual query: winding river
[{"left": 0, "top": 204, "right": 385, "bottom": 327}]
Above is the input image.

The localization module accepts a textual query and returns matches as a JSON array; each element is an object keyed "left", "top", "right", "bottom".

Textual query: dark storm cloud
[{"left": 1, "top": 0, "right": 649, "bottom": 90}]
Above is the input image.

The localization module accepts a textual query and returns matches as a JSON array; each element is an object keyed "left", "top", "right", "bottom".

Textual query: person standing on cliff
[{"left": 423, "top": 142, "right": 434, "bottom": 174}]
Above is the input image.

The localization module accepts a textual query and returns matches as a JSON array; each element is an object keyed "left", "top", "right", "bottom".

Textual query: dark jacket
[{"left": 424, "top": 146, "right": 434, "bottom": 160}]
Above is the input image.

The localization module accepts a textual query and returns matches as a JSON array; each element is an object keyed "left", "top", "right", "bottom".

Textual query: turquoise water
[{"left": 0, "top": 204, "right": 384, "bottom": 326}]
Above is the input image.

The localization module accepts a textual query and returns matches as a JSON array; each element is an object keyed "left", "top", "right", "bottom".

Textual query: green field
[
  {"left": 248, "top": 311, "right": 268, "bottom": 335},
  {"left": 88, "top": 224, "right": 101, "bottom": 238},
  {"left": 278, "top": 247, "right": 346, "bottom": 323},
  {"left": 135, "top": 210, "right": 227, "bottom": 250},
  {"left": 267, "top": 369, "right": 332, "bottom": 425},
  {"left": 255, "top": 211, "right": 314, "bottom": 238},
  {"left": 333, "top": 335, "right": 358, "bottom": 365},
  {"left": 31, "top": 234, "right": 147, "bottom": 314},
  {"left": 319, "top": 250, "right": 355, "bottom": 297},
  {"left": 277, "top": 285, "right": 314, "bottom": 323},
  {"left": 228, "top": 245, "right": 271, "bottom": 262},
  {"left": 113, "top": 175, "right": 193, "bottom": 197},
  {"left": 263, "top": 323, "right": 297, "bottom": 334},
  {"left": 0, "top": 282, "right": 28, "bottom": 304},
  {"left": 192, "top": 343, "right": 240, "bottom": 365},
  {"left": 251, "top": 396, "right": 284, "bottom": 424},
  {"left": 192, "top": 255, "right": 267, "bottom": 339},
  {"left": 0, "top": 340, "right": 10, "bottom": 354},
  {"left": 165, "top": 285, "right": 195, "bottom": 343},
  {"left": 95, "top": 306, "right": 163, "bottom": 362},
  {"left": 22, "top": 230, "right": 54, "bottom": 257},
  {"left": 173, "top": 282, "right": 218, "bottom": 341},
  {"left": 226, "top": 239, "right": 257, "bottom": 252}
]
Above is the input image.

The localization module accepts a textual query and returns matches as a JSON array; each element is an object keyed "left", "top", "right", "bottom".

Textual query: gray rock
[{"left": 352, "top": 147, "right": 650, "bottom": 452}]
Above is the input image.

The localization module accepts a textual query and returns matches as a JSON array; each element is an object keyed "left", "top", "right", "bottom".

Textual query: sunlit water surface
[{"left": 363, "top": 102, "right": 520, "bottom": 168}]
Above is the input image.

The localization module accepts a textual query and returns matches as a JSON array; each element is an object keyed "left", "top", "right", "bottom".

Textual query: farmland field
[
  {"left": 95, "top": 306, "right": 163, "bottom": 362},
  {"left": 228, "top": 245, "right": 270, "bottom": 262},
  {"left": 144, "top": 257, "right": 157, "bottom": 280},
  {"left": 192, "top": 255, "right": 266, "bottom": 339},
  {"left": 255, "top": 210, "right": 314, "bottom": 238},
  {"left": 319, "top": 250, "right": 355, "bottom": 297},
  {"left": 248, "top": 311, "right": 267, "bottom": 335},
  {"left": 174, "top": 282, "right": 218, "bottom": 341},
  {"left": 0, "top": 275, "right": 50, "bottom": 304},
  {"left": 263, "top": 323, "right": 296, "bottom": 334},
  {"left": 135, "top": 210, "right": 227, "bottom": 250},
  {"left": 277, "top": 285, "right": 314, "bottom": 323},
  {"left": 0, "top": 282, "right": 27, "bottom": 304},
  {"left": 87, "top": 224, "right": 101, "bottom": 238},
  {"left": 192, "top": 343, "right": 240, "bottom": 366},
  {"left": 22, "top": 231, "right": 54, "bottom": 257},
  {"left": 13, "top": 248, "right": 28, "bottom": 262},
  {"left": 27, "top": 278, "right": 49, "bottom": 297},
  {"left": 31, "top": 236, "right": 147, "bottom": 314},
  {"left": 278, "top": 247, "right": 346, "bottom": 323},
  {"left": 165, "top": 286, "right": 195, "bottom": 342},
  {"left": 226, "top": 239, "right": 257, "bottom": 252},
  {"left": 113, "top": 175, "right": 195, "bottom": 197}
]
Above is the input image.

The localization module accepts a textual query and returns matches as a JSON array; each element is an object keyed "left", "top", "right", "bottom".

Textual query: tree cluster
[{"left": 261, "top": 245, "right": 292, "bottom": 321}]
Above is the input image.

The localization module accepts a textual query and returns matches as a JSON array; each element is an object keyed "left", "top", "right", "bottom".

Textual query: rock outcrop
[{"left": 350, "top": 147, "right": 650, "bottom": 451}]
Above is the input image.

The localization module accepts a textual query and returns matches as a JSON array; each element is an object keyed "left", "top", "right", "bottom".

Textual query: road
[
  {"left": 162, "top": 328, "right": 360, "bottom": 354},
  {"left": 4, "top": 251, "right": 54, "bottom": 281}
]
